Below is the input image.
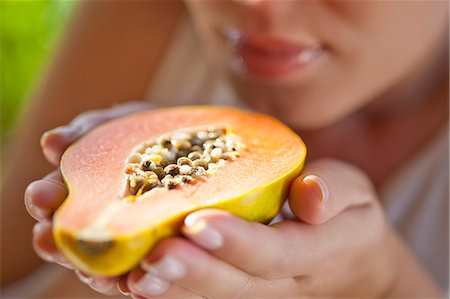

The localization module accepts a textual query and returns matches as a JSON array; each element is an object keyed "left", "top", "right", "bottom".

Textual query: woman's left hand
[{"left": 126, "top": 159, "right": 399, "bottom": 299}]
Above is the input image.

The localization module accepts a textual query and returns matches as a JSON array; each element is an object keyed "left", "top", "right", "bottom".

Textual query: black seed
[
  {"left": 161, "top": 174, "right": 174, "bottom": 184},
  {"left": 157, "top": 136, "right": 172, "bottom": 149},
  {"left": 141, "top": 159, "right": 158, "bottom": 171},
  {"left": 129, "top": 176, "right": 146, "bottom": 194},
  {"left": 172, "top": 140, "right": 191, "bottom": 151},
  {"left": 143, "top": 171, "right": 158, "bottom": 180},
  {"left": 181, "top": 175, "right": 194, "bottom": 183},
  {"left": 203, "top": 140, "right": 215, "bottom": 151},
  {"left": 143, "top": 179, "right": 161, "bottom": 192},
  {"left": 188, "top": 152, "right": 202, "bottom": 161},
  {"left": 159, "top": 158, "right": 172, "bottom": 168},
  {"left": 177, "top": 157, "right": 193, "bottom": 166},
  {"left": 222, "top": 152, "right": 234, "bottom": 160},
  {"left": 164, "top": 164, "right": 179, "bottom": 176},
  {"left": 193, "top": 159, "right": 208, "bottom": 170},
  {"left": 191, "top": 145, "right": 203, "bottom": 152},
  {"left": 192, "top": 166, "right": 207, "bottom": 178},
  {"left": 175, "top": 149, "right": 189, "bottom": 159},
  {"left": 166, "top": 179, "right": 178, "bottom": 189},
  {"left": 152, "top": 167, "right": 166, "bottom": 180},
  {"left": 77, "top": 239, "right": 114, "bottom": 255},
  {"left": 191, "top": 137, "right": 203, "bottom": 146}
]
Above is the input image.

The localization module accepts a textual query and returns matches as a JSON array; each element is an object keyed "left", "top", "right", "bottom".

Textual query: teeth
[
  {"left": 297, "top": 46, "right": 322, "bottom": 65},
  {"left": 223, "top": 27, "right": 241, "bottom": 49}
]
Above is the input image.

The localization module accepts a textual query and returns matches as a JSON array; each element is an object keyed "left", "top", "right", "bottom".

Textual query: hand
[
  {"left": 24, "top": 101, "right": 152, "bottom": 295},
  {"left": 125, "top": 159, "right": 398, "bottom": 299}
]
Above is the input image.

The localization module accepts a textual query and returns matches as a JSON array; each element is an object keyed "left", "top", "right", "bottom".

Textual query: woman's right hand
[{"left": 24, "top": 101, "right": 153, "bottom": 296}]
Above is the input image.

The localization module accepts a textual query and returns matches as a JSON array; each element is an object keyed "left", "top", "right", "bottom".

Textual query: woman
[{"left": 2, "top": 1, "right": 448, "bottom": 298}]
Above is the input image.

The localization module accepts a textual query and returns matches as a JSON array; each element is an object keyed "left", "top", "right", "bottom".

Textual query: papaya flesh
[{"left": 53, "top": 106, "right": 306, "bottom": 276}]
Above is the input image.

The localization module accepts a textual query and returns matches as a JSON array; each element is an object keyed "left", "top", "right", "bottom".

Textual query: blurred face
[{"left": 186, "top": 1, "right": 448, "bottom": 129}]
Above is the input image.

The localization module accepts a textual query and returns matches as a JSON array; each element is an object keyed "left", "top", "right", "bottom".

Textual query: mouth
[{"left": 224, "top": 28, "right": 324, "bottom": 79}]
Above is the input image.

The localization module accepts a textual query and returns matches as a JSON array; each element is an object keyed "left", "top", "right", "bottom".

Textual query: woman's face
[{"left": 186, "top": 1, "right": 448, "bottom": 129}]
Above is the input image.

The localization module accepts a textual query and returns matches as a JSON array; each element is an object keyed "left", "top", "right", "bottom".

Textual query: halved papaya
[{"left": 53, "top": 106, "right": 306, "bottom": 276}]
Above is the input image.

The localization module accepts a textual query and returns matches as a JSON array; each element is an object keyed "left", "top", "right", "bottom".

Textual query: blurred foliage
[{"left": 0, "top": 0, "right": 74, "bottom": 139}]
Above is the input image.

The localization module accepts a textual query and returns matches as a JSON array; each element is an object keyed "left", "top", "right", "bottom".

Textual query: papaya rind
[{"left": 53, "top": 152, "right": 305, "bottom": 277}]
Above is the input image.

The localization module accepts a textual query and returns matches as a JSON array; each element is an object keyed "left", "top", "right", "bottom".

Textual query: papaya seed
[
  {"left": 124, "top": 127, "right": 243, "bottom": 198},
  {"left": 181, "top": 175, "right": 194, "bottom": 183},
  {"left": 76, "top": 239, "right": 114, "bottom": 255},
  {"left": 179, "top": 165, "right": 192, "bottom": 175},
  {"left": 177, "top": 157, "right": 193, "bottom": 167},
  {"left": 187, "top": 152, "right": 202, "bottom": 161}
]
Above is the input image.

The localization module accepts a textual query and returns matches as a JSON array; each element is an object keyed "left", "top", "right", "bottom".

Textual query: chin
[
  {"left": 277, "top": 110, "right": 347, "bottom": 131},
  {"left": 240, "top": 95, "right": 349, "bottom": 131}
]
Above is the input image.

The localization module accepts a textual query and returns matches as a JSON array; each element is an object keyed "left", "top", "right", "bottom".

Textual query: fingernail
[
  {"left": 89, "top": 277, "right": 119, "bottom": 295},
  {"left": 32, "top": 224, "right": 53, "bottom": 262},
  {"left": 52, "top": 126, "right": 79, "bottom": 137},
  {"left": 117, "top": 282, "right": 130, "bottom": 296},
  {"left": 75, "top": 270, "right": 93, "bottom": 285},
  {"left": 141, "top": 255, "right": 186, "bottom": 280},
  {"left": 25, "top": 191, "right": 50, "bottom": 220},
  {"left": 183, "top": 213, "right": 224, "bottom": 250},
  {"left": 134, "top": 273, "right": 170, "bottom": 297},
  {"left": 302, "top": 175, "right": 329, "bottom": 205},
  {"left": 40, "top": 126, "right": 78, "bottom": 147},
  {"left": 130, "top": 293, "right": 146, "bottom": 299},
  {"left": 118, "top": 290, "right": 130, "bottom": 296},
  {"left": 58, "top": 261, "right": 74, "bottom": 270}
]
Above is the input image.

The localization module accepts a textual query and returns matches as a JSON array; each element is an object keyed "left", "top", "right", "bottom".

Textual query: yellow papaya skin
[{"left": 53, "top": 158, "right": 304, "bottom": 276}]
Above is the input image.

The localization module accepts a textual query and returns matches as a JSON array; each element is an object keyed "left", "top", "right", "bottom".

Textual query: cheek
[
  {"left": 238, "top": 3, "right": 446, "bottom": 128},
  {"left": 188, "top": 1, "right": 447, "bottom": 129}
]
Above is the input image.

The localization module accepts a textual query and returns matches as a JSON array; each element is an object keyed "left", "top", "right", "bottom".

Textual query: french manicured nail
[
  {"left": 183, "top": 212, "right": 224, "bottom": 250},
  {"left": 134, "top": 273, "right": 170, "bottom": 297},
  {"left": 141, "top": 256, "right": 186, "bottom": 280},
  {"left": 302, "top": 174, "right": 329, "bottom": 205}
]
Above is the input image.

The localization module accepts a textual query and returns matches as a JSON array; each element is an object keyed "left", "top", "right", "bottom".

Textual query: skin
[
  {"left": 1, "top": 0, "right": 184, "bottom": 286},
  {"left": 186, "top": 0, "right": 449, "bottom": 185},
  {"left": 1, "top": 0, "right": 448, "bottom": 298}
]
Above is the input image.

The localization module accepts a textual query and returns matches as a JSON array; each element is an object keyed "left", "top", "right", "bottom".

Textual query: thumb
[
  {"left": 40, "top": 101, "right": 153, "bottom": 166},
  {"left": 288, "top": 158, "right": 377, "bottom": 224}
]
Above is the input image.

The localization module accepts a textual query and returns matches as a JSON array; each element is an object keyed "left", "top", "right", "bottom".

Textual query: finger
[
  {"left": 129, "top": 237, "right": 258, "bottom": 299},
  {"left": 32, "top": 222, "right": 72, "bottom": 269},
  {"left": 40, "top": 125, "right": 80, "bottom": 166},
  {"left": 24, "top": 171, "right": 67, "bottom": 221},
  {"left": 182, "top": 209, "right": 289, "bottom": 280},
  {"left": 41, "top": 101, "right": 152, "bottom": 165},
  {"left": 182, "top": 204, "right": 384, "bottom": 281},
  {"left": 69, "top": 102, "right": 149, "bottom": 131},
  {"left": 289, "top": 158, "right": 376, "bottom": 224},
  {"left": 128, "top": 268, "right": 201, "bottom": 299},
  {"left": 75, "top": 270, "right": 120, "bottom": 295},
  {"left": 75, "top": 270, "right": 121, "bottom": 296},
  {"left": 43, "top": 168, "right": 64, "bottom": 182}
]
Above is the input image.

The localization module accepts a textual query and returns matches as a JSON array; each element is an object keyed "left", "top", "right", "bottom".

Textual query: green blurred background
[{"left": 1, "top": 0, "right": 74, "bottom": 140}]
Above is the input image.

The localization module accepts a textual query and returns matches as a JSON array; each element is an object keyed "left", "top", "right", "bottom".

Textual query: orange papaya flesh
[{"left": 53, "top": 106, "right": 306, "bottom": 276}]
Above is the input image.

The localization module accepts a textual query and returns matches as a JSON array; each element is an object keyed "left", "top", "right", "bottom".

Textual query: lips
[{"left": 227, "top": 31, "right": 323, "bottom": 78}]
